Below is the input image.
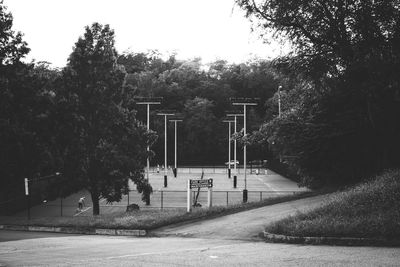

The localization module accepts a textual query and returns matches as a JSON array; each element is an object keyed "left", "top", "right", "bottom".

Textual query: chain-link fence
[{"left": 2, "top": 189, "right": 302, "bottom": 218}]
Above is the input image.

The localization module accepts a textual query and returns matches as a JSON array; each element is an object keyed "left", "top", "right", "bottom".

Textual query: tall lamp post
[
  {"left": 169, "top": 117, "right": 183, "bottom": 178},
  {"left": 226, "top": 110, "right": 244, "bottom": 180},
  {"left": 157, "top": 110, "right": 175, "bottom": 187},
  {"left": 278, "top": 86, "right": 282, "bottom": 162},
  {"left": 222, "top": 118, "right": 234, "bottom": 179},
  {"left": 134, "top": 97, "right": 162, "bottom": 182},
  {"left": 278, "top": 85, "right": 282, "bottom": 118},
  {"left": 230, "top": 98, "right": 258, "bottom": 203}
]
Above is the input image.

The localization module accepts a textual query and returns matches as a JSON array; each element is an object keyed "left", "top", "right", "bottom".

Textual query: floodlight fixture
[
  {"left": 134, "top": 97, "right": 163, "bottom": 105},
  {"left": 156, "top": 110, "right": 176, "bottom": 116},
  {"left": 230, "top": 97, "right": 259, "bottom": 106}
]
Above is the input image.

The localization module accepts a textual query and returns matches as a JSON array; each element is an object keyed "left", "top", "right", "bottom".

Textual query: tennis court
[{"left": 12, "top": 167, "right": 308, "bottom": 217}]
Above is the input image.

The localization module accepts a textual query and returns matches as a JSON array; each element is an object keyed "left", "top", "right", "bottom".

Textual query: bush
[{"left": 265, "top": 169, "right": 400, "bottom": 239}]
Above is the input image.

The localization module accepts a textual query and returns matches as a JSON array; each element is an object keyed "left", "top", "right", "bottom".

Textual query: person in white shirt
[{"left": 78, "top": 197, "right": 85, "bottom": 210}]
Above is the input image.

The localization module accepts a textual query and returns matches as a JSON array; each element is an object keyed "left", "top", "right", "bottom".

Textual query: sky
[{"left": 5, "top": 0, "right": 289, "bottom": 68}]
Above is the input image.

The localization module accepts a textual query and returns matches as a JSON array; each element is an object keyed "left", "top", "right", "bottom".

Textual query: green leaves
[
  {"left": 0, "top": 1, "right": 30, "bottom": 65},
  {"left": 56, "top": 23, "right": 150, "bottom": 214}
]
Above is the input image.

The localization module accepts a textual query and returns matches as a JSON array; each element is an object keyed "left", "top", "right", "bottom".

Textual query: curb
[
  {"left": 263, "top": 231, "right": 400, "bottom": 247},
  {"left": 0, "top": 224, "right": 147, "bottom": 237}
]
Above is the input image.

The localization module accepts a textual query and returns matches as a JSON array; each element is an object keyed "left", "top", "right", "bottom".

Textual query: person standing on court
[{"left": 78, "top": 197, "right": 85, "bottom": 211}]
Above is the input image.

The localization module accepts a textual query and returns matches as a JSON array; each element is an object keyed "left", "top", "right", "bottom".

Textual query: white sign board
[{"left": 189, "top": 179, "right": 213, "bottom": 189}]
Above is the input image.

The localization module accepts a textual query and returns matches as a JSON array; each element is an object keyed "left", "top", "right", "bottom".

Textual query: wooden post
[
  {"left": 187, "top": 180, "right": 191, "bottom": 212},
  {"left": 207, "top": 187, "right": 212, "bottom": 208},
  {"left": 161, "top": 191, "right": 164, "bottom": 210}
]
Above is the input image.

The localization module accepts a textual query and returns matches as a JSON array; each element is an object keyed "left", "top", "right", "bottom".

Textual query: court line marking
[{"left": 256, "top": 176, "right": 276, "bottom": 191}]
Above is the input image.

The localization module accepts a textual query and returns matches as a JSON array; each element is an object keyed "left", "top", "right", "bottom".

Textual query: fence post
[
  {"left": 161, "top": 191, "right": 163, "bottom": 210},
  {"left": 260, "top": 191, "right": 262, "bottom": 202},
  {"left": 207, "top": 188, "right": 212, "bottom": 208},
  {"left": 127, "top": 190, "right": 130, "bottom": 206},
  {"left": 226, "top": 191, "right": 229, "bottom": 206},
  {"left": 187, "top": 180, "right": 192, "bottom": 212},
  {"left": 27, "top": 195, "right": 30, "bottom": 220}
]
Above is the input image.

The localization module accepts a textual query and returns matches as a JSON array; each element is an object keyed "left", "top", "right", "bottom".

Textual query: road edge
[
  {"left": 0, "top": 224, "right": 147, "bottom": 237},
  {"left": 263, "top": 231, "right": 400, "bottom": 247}
]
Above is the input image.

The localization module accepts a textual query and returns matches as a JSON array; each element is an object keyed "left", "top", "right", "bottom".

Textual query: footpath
[{"left": 150, "top": 195, "right": 326, "bottom": 240}]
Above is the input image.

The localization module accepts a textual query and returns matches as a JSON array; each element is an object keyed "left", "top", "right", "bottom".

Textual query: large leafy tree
[
  {"left": 237, "top": 0, "right": 400, "bottom": 186},
  {"left": 0, "top": 0, "right": 29, "bottom": 65},
  {"left": 0, "top": 1, "right": 59, "bottom": 205},
  {"left": 58, "top": 23, "right": 153, "bottom": 215}
]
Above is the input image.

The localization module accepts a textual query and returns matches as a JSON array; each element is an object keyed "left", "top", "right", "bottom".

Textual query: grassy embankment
[
  {"left": 265, "top": 169, "right": 400, "bottom": 241},
  {"left": 0, "top": 191, "right": 318, "bottom": 230}
]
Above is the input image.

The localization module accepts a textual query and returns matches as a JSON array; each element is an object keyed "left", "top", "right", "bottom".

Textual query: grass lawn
[
  {"left": 0, "top": 191, "right": 317, "bottom": 230},
  {"left": 265, "top": 169, "right": 400, "bottom": 240}
]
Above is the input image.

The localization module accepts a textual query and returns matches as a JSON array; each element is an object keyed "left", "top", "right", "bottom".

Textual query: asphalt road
[
  {"left": 1, "top": 230, "right": 400, "bottom": 266},
  {"left": 2, "top": 195, "right": 400, "bottom": 266}
]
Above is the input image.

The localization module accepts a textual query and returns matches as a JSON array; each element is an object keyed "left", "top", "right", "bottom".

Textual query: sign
[
  {"left": 24, "top": 178, "right": 29, "bottom": 195},
  {"left": 190, "top": 179, "right": 213, "bottom": 189}
]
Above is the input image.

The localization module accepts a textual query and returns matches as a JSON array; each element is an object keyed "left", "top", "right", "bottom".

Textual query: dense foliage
[
  {"left": 0, "top": 2, "right": 56, "bottom": 202},
  {"left": 117, "top": 54, "right": 280, "bottom": 165},
  {"left": 236, "top": 0, "right": 400, "bottom": 187}
]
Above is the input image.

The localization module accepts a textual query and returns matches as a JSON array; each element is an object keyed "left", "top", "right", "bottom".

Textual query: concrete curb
[
  {"left": 0, "top": 224, "right": 147, "bottom": 237},
  {"left": 263, "top": 231, "right": 399, "bottom": 247}
]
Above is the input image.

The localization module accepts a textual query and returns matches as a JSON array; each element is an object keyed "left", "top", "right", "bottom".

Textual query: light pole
[
  {"left": 231, "top": 98, "right": 258, "bottom": 203},
  {"left": 134, "top": 97, "right": 162, "bottom": 182},
  {"left": 157, "top": 111, "right": 175, "bottom": 187},
  {"left": 226, "top": 111, "right": 244, "bottom": 177},
  {"left": 277, "top": 86, "right": 283, "bottom": 162},
  {"left": 278, "top": 85, "right": 282, "bottom": 118},
  {"left": 222, "top": 119, "right": 234, "bottom": 178},
  {"left": 169, "top": 117, "right": 182, "bottom": 178}
]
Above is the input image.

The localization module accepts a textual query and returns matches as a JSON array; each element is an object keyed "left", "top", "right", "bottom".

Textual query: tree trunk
[{"left": 91, "top": 190, "right": 100, "bottom": 215}]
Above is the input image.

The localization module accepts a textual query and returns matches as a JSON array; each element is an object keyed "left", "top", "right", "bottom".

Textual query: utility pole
[
  {"left": 134, "top": 97, "right": 162, "bottom": 182},
  {"left": 278, "top": 85, "right": 282, "bottom": 118},
  {"left": 157, "top": 110, "right": 175, "bottom": 187},
  {"left": 230, "top": 98, "right": 258, "bottom": 203},
  {"left": 226, "top": 110, "right": 244, "bottom": 177},
  {"left": 222, "top": 119, "right": 234, "bottom": 178},
  {"left": 169, "top": 117, "right": 183, "bottom": 177}
]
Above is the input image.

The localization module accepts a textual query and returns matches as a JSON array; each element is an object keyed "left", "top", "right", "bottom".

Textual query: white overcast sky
[{"left": 5, "top": 0, "right": 288, "bottom": 68}]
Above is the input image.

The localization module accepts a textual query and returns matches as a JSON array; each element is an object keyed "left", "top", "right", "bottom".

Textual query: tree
[
  {"left": 237, "top": 0, "right": 400, "bottom": 186},
  {"left": 0, "top": 2, "right": 59, "bottom": 206},
  {"left": 0, "top": 0, "right": 29, "bottom": 66},
  {"left": 58, "top": 23, "right": 154, "bottom": 215}
]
